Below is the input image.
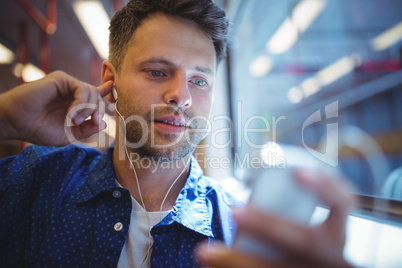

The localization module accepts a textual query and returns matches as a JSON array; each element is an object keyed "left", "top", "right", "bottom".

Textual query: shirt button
[
  {"left": 114, "top": 222, "right": 123, "bottom": 231},
  {"left": 112, "top": 190, "right": 122, "bottom": 198}
]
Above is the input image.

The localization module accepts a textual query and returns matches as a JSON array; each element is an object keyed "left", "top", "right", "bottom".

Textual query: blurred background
[{"left": 0, "top": 0, "right": 402, "bottom": 266}]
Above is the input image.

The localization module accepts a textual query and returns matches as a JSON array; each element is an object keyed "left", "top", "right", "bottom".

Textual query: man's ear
[
  {"left": 102, "top": 61, "right": 117, "bottom": 102},
  {"left": 102, "top": 60, "right": 116, "bottom": 85}
]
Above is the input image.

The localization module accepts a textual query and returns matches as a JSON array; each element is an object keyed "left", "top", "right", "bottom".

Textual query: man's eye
[
  {"left": 149, "top": 70, "right": 164, "bottom": 77},
  {"left": 192, "top": 79, "right": 207, "bottom": 86}
]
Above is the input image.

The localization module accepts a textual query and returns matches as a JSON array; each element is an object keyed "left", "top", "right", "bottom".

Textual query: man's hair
[{"left": 109, "top": 0, "right": 229, "bottom": 73}]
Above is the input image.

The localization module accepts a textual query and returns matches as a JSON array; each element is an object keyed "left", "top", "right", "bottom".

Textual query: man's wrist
[{"left": 0, "top": 92, "right": 17, "bottom": 141}]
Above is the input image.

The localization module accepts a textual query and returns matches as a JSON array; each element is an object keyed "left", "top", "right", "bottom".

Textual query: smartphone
[{"left": 232, "top": 143, "right": 338, "bottom": 259}]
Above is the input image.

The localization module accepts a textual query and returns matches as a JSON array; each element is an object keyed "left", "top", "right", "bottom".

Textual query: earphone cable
[{"left": 114, "top": 98, "right": 190, "bottom": 267}]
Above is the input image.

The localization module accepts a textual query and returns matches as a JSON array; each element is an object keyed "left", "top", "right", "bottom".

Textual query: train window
[{"left": 225, "top": 0, "right": 402, "bottom": 210}]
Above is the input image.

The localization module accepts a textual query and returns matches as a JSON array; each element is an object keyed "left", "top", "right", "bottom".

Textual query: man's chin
[
  {"left": 134, "top": 143, "right": 194, "bottom": 162},
  {"left": 124, "top": 131, "right": 203, "bottom": 161}
]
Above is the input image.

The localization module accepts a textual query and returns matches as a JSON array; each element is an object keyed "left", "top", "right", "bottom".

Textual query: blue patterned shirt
[{"left": 0, "top": 144, "right": 241, "bottom": 267}]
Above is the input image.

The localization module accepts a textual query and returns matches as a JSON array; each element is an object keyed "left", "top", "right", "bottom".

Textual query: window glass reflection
[{"left": 229, "top": 0, "right": 402, "bottom": 201}]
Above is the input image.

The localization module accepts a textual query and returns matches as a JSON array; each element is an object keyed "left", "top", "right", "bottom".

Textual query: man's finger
[
  {"left": 70, "top": 82, "right": 112, "bottom": 125},
  {"left": 70, "top": 118, "right": 106, "bottom": 140},
  {"left": 68, "top": 84, "right": 104, "bottom": 126},
  {"left": 75, "top": 85, "right": 101, "bottom": 122},
  {"left": 294, "top": 170, "right": 356, "bottom": 229},
  {"left": 98, "top": 80, "right": 114, "bottom": 97},
  {"left": 233, "top": 207, "right": 314, "bottom": 257},
  {"left": 195, "top": 242, "right": 270, "bottom": 268}
]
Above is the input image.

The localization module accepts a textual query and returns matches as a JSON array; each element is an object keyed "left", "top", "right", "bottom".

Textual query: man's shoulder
[
  {"left": 24, "top": 143, "right": 101, "bottom": 158},
  {"left": 200, "top": 175, "right": 245, "bottom": 207},
  {"left": 195, "top": 176, "right": 244, "bottom": 245},
  {"left": 16, "top": 143, "right": 102, "bottom": 166},
  {"left": 0, "top": 144, "right": 103, "bottom": 187}
]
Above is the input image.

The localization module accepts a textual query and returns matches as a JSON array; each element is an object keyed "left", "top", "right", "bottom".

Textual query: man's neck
[{"left": 112, "top": 140, "right": 191, "bottom": 212}]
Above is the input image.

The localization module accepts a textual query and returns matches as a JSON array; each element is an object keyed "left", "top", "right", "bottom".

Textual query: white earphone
[
  {"left": 113, "top": 83, "right": 190, "bottom": 268},
  {"left": 113, "top": 87, "right": 118, "bottom": 101}
]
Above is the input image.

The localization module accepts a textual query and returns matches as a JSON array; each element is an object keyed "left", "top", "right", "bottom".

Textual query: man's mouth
[
  {"left": 153, "top": 115, "right": 188, "bottom": 134},
  {"left": 154, "top": 119, "right": 185, "bottom": 127}
]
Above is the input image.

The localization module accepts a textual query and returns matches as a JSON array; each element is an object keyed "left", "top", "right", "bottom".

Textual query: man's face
[{"left": 115, "top": 12, "right": 216, "bottom": 161}]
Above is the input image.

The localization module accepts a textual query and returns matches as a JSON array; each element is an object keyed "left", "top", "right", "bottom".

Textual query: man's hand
[
  {"left": 0, "top": 71, "right": 113, "bottom": 146},
  {"left": 195, "top": 170, "right": 356, "bottom": 268}
]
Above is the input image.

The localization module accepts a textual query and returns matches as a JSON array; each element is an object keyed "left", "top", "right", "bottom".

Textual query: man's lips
[{"left": 153, "top": 115, "right": 187, "bottom": 128}]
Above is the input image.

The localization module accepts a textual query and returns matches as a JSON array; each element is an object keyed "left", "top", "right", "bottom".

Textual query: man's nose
[{"left": 163, "top": 73, "right": 192, "bottom": 108}]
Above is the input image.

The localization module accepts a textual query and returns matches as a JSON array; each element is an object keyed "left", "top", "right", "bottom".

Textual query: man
[{"left": 0, "top": 0, "right": 354, "bottom": 267}]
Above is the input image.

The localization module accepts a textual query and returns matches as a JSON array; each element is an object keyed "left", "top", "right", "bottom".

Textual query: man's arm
[
  {"left": 195, "top": 170, "right": 356, "bottom": 268},
  {"left": 0, "top": 71, "right": 113, "bottom": 146}
]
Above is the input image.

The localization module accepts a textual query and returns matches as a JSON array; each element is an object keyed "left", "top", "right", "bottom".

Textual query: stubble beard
[{"left": 120, "top": 102, "right": 208, "bottom": 162}]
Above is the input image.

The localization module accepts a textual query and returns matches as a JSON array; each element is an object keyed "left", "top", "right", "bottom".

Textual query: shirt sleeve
[
  {"left": 0, "top": 145, "right": 42, "bottom": 266},
  {"left": 0, "top": 145, "right": 40, "bottom": 191}
]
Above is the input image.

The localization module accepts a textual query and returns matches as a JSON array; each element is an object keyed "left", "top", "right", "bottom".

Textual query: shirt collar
[
  {"left": 157, "top": 157, "right": 214, "bottom": 238},
  {"left": 71, "top": 144, "right": 118, "bottom": 203},
  {"left": 72, "top": 144, "right": 214, "bottom": 238}
]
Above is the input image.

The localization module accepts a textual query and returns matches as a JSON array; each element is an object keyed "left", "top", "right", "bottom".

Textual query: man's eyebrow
[
  {"left": 142, "top": 57, "right": 214, "bottom": 76},
  {"left": 142, "top": 57, "right": 174, "bottom": 66},
  {"left": 194, "top": 66, "right": 214, "bottom": 76}
]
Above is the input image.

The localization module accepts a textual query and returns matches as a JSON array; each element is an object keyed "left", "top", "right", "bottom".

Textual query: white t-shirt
[{"left": 117, "top": 187, "right": 170, "bottom": 268}]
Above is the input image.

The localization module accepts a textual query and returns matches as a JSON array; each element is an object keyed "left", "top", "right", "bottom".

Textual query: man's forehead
[{"left": 124, "top": 13, "right": 217, "bottom": 73}]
